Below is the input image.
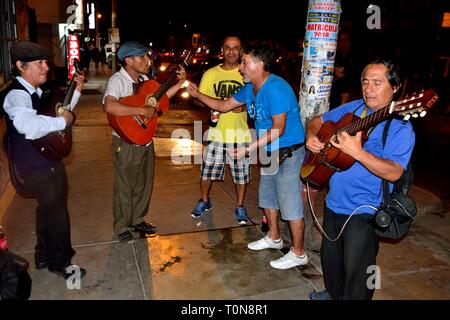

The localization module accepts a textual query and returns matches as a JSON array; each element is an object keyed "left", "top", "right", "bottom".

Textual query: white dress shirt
[{"left": 3, "top": 77, "right": 81, "bottom": 140}]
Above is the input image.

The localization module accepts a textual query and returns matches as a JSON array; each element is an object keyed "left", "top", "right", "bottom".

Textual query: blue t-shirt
[
  {"left": 322, "top": 99, "right": 415, "bottom": 215},
  {"left": 232, "top": 74, "right": 304, "bottom": 151}
]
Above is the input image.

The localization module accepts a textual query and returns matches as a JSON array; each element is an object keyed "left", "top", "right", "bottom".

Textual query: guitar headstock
[
  {"left": 180, "top": 50, "right": 194, "bottom": 68},
  {"left": 390, "top": 89, "right": 438, "bottom": 121}
]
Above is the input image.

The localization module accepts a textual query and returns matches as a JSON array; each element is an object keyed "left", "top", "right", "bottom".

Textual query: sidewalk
[{"left": 1, "top": 67, "right": 449, "bottom": 300}]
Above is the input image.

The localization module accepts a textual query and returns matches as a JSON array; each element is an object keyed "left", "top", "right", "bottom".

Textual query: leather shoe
[
  {"left": 130, "top": 221, "right": 157, "bottom": 236},
  {"left": 117, "top": 230, "right": 135, "bottom": 244},
  {"left": 50, "top": 265, "right": 87, "bottom": 279},
  {"left": 35, "top": 259, "right": 48, "bottom": 270}
]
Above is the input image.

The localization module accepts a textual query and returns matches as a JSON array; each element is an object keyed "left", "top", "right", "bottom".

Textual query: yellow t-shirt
[{"left": 199, "top": 65, "right": 251, "bottom": 143}]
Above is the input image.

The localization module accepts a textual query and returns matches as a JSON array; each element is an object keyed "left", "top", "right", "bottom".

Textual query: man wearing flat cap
[
  {"left": 2, "top": 41, "right": 87, "bottom": 279},
  {"left": 103, "top": 40, "right": 186, "bottom": 243}
]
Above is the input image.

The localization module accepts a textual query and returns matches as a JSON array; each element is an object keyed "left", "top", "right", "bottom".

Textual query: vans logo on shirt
[{"left": 213, "top": 80, "right": 242, "bottom": 99}]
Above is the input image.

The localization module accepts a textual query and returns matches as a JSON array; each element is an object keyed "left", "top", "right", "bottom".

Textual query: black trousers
[
  {"left": 321, "top": 207, "right": 379, "bottom": 300},
  {"left": 21, "top": 162, "right": 75, "bottom": 270}
]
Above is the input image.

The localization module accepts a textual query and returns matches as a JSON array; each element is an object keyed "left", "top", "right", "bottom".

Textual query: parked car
[{"left": 154, "top": 52, "right": 177, "bottom": 74}]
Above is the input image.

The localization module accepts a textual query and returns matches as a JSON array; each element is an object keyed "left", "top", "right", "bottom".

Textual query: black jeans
[
  {"left": 21, "top": 162, "right": 75, "bottom": 270},
  {"left": 321, "top": 207, "right": 379, "bottom": 300}
]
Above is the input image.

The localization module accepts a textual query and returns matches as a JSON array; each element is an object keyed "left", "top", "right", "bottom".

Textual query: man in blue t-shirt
[
  {"left": 187, "top": 44, "right": 308, "bottom": 270},
  {"left": 306, "top": 58, "right": 415, "bottom": 300}
]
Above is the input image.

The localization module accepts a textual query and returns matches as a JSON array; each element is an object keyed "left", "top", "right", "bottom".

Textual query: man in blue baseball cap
[
  {"left": 117, "top": 41, "right": 150, "bottom": 61},
  {"left": 102, "top": 40, "right": 186, "bottom": 244}
]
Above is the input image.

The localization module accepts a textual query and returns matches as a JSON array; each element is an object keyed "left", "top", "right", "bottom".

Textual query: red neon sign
[{"left": 67, "top": 34, "right": 80, "bottom": 81}]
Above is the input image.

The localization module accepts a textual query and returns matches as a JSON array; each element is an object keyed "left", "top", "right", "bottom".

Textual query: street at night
[{"left": 0, "top": 0, "right": 449, "bottom": 309}]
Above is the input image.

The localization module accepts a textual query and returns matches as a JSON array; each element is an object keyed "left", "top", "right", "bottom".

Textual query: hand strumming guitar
[
  {"left": 305, "top": 115, "right": 325, "bottom": 154},
  {"left": 62, "top": 109, "right": 75, "bottom": 126},
  {"left": 329, "top": 131, "right": 364, "bottom": 160}
]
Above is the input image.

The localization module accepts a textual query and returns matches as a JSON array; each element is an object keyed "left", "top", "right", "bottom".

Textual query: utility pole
[
  {"left": 299, "top": 0, "right": 341, "bottom": 251},
  {"left": 110, "top": 0, "right": 118, "bottom": 73}
]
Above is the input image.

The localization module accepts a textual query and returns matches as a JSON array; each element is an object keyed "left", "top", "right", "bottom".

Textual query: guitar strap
[
  {"left": 132, "top": 75, "right": 145, "bottom": 93},
  {"left": 354, "top": 103, "right": 378, "bottom": 136}
]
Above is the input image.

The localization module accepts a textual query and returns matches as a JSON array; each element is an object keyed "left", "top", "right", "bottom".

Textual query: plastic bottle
[
  {"left": 208, "top": 110, "right": 221, "bottom": 127},
  {"left": 261, "top": 216, "right": 269, "bottom": 233},
  {"left": 0, "top": 226, "right": 8, "bottom": 251}
]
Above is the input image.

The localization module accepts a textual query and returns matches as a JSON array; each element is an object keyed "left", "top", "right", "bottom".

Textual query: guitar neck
[
  {"left": 62, "top": 79, "right": 77, "bottom": 106},
  {"left": 340, "top": 104, "right": 392, "bottom": 135},
  {"left": 153, "top": 71, "right": 179, "bottom": 101}
]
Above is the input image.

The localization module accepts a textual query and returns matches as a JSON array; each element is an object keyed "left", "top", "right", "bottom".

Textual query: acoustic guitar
[
  {"left": 301, "top": 89, "right": 438, "bottom": 190},
  {"left": 31, "top": 59, "right": 80, "bottom": 161},
  {"left": 107, "top": 51, "right": 193, "bottom": 145}
]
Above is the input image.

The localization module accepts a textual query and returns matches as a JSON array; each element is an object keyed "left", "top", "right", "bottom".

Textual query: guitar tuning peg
[
  {"left": 412, "top": 113, "right": 419, "bottom": 118},
  {"left": 403, "top": 114, "right": 411, "bottom": 121},
  {"left": 419, "top": 110, "right": 427, "bottom": 117}
]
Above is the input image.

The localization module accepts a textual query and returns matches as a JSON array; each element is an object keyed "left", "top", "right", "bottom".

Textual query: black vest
[{"left": 3, "top": 79, "right": 56, "bottom": 171}]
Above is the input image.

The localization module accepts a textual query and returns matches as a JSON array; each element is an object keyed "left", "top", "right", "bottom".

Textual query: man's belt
[
  {"left": 284, "top": 142, "right": 304, "bottom": 153},
  {"left": 261, "top": 142, "right": 304, "bottom": 168}
]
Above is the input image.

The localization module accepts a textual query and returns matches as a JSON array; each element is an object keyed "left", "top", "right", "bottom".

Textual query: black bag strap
[{"left": 381, "top": 118, "right": 394, "bottom": 206}]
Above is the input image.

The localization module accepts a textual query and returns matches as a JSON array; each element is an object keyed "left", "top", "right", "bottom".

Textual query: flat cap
[
  {"left": 117, "top": 41, "right": 150, "bottom": 61},
  {"left": 11, "top": 41, "right": 53, "bottom": 63}
]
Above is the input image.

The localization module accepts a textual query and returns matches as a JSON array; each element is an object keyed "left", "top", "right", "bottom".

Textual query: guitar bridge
[
  {"left": 133, "top": 115, "right": 147, "bottom": 129},
  {"left": 319, "top": 160, "right": 341, "bottom": 172},
  {"left": 319, "top": 149, "right": 341, "bottom": 172}
]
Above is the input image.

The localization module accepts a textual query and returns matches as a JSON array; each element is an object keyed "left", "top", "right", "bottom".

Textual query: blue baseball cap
[{"left": 117, "top": 41, "right": 150, "bottom": 61}]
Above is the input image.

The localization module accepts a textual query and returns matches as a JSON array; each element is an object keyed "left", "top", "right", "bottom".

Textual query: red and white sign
[{"left": 67, "top": 34, "right": 80, "bottom": 81}]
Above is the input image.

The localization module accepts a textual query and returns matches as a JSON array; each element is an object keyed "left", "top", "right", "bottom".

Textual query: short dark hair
[
  {"left": 11, "top": 61, "right": 27, "bottom": 77},
  {"left": 221, "top": 35, "right": 241, "bottom": 46},
  {"left": 241, "top": 43, "right": 274, "bottom": 72},
  {"left": 362, "top": 57, "right": 403, "bottom": 88}
]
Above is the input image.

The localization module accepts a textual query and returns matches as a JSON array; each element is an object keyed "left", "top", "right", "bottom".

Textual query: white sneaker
[
  {"left": 270, "top": 248, "right": 309, "bottom": 270},
  {"left": 247, "top": 234, "right": 283, "bottom": 251}
]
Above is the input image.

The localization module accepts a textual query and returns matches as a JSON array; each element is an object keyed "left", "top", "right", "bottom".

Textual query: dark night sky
[
  {"left": 98, "top": 0, "right": 448, "bottom": 60},
  {"left": 114, "top": 0, "right": 309, "bottom": 48}
]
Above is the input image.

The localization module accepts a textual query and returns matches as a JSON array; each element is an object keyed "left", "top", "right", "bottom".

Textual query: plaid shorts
[{"left": 200, "top": 141, "right": 251, "bottom": 184}]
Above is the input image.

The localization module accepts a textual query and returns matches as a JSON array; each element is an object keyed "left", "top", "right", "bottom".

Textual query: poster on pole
[
  {"left": 108, "top": 28, "right": 120, "bottom": 44},
  {"left": 299, "top": 0, "right": 341, "bottom": 128}
]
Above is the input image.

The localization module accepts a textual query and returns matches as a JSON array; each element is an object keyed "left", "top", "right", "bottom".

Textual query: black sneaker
[
  {"left": 50, "top": 265, "right": 87, "bottom": 279},
  {"left": 118, "top": 230, "right": 135, "bottom": 244},
  {"left": 130, "top": 222, "right": 157, "bottom": 237},
  {"left": 35, "top": 258, "right": 48, "bottom": 270}
]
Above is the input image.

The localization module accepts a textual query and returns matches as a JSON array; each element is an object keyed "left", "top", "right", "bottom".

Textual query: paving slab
[
  {"left": 26, "top": 242, "right": 146, "bottom": 300},
  {"left": 139, "top": 227, "right": 316, "bottom": 300},
  {"left": 148, "top": 182, "right": 254, "bottom": 236}
]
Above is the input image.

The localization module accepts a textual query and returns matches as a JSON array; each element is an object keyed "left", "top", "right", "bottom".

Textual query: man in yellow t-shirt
[{"left": 191, "top": 36, "right": 252, "bottom": 224}]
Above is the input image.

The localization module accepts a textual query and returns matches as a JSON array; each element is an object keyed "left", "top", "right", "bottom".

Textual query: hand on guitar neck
[
  {"left": 60, "top": 66, "right": 84, "bottom": 127},
  {"left": 73, "top": 71, "right": 85, "bottom": 93}
]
